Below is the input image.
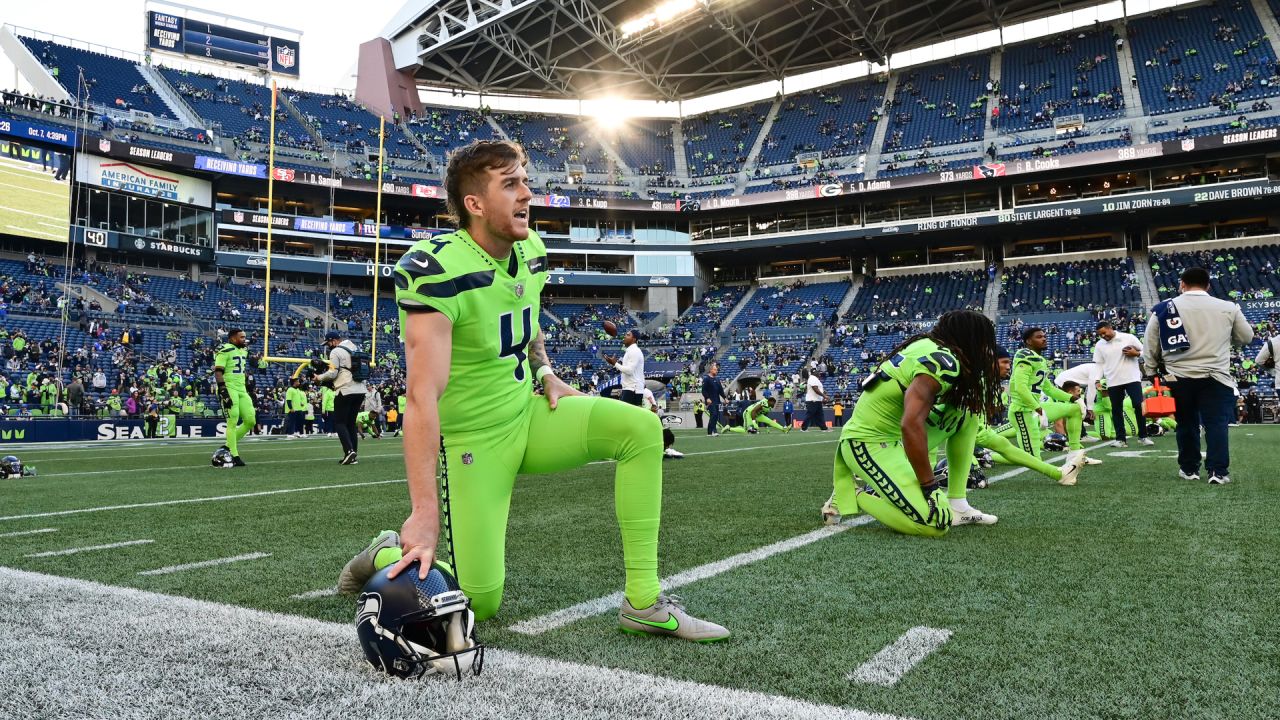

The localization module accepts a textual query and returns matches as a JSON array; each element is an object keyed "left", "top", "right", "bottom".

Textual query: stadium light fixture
[{"left": 620, "top": 0, "right": 700, "bottom": 38}]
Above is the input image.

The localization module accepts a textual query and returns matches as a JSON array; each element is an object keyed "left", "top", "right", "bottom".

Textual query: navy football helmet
[
  {"left": 1043, "top": 432, "right": 1069, "bottom": 452},
  {"left": 211, "top": 447, "right": 234, "bottom": 469},
  {"left": 355, "top": 561, "right": 483, "bottom": 680},
  {"left": 934, "top": 457, "right": 988, "bottom": 490},
  {"left": 0, "top": 455, "right": 23, "bottom": 479}
]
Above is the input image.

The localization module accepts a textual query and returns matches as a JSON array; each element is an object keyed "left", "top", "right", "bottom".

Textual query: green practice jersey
[
  {"left": 394, "top": 229, "right": 549, "bottom": 435},
  {"left": 746, "top": 398, "right": 769, "bottom": 418},
  {"left": 1009, "top": 348, "right": 1071, "bottom": 410},
  {"left": 214, "top": 343, "right": 249, "bottom": 390},
  {"left": 843, "top": 338, "right": 962, "bottom": 444},
  {"left": 286, "top": 387, "right": 307, "bottom": 412}
]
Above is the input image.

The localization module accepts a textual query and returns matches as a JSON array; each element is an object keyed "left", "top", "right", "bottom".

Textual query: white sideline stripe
[
  {"left": 138, "top": 552, "right": 271, "bottom": 576},
  {"left": 43, "top": 451, "right": 406, "bottom": 478},
  {"left": 848, "top": 627, "right": 953, "bottom": 687},
  {"left": 0, "top": 567, "right": 917, "bottom": 720},
  {"left": 510, "top": 455, "right": 1065, "bottom": 636},
  {"left": 0, "top": 478, "right": 407, "bottom": 522},
  {"left": 509, "top": 521, "right": 868, "bottom": 635},
  {"left": 588, "top": 438, "right": 833, "bottom": 465},
  {"left": 25, "top": 539, "right": 153, "bottom": 558},
  {"left": 0, "top": 527, "right": 57, "bottom": 538},
  {"left": 289, "top": 586, "right": 338, "bottom": 600}
]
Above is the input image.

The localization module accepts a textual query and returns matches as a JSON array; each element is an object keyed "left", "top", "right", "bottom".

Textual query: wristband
[{"left": 535, "top": 365, "right": 556, "bottom": 385}]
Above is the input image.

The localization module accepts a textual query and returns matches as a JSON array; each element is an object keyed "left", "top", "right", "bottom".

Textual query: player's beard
[{"left": 483, "top": 210, "right": 530, "bottom": 244}]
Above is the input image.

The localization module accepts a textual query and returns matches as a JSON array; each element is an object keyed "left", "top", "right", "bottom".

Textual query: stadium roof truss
[{"left": 384, "top": 0, "right": 1106, "bottom": 101}]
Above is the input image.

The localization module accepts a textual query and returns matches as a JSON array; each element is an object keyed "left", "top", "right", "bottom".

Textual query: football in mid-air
[{"left": 602, "top": 320, "right": 618, "bottom": 337}]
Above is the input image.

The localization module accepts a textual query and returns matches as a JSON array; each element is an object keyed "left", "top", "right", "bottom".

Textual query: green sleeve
[
  {"left": 1009, "top": 360, "right": 1040, "bottom": 408},
  {"left": 1042, "top": 376, "right": 1073, "bottom": 403}
]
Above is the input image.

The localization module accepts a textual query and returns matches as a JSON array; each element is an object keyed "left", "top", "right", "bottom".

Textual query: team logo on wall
[
  {"left": 272, "top": 167, "right": 296, "bottom": 182},
  {"left": 1181, "top": 138, "right": 1196, "bottom": 152},
  {"left": 275, "top": 45, "right": 296, "bottom": 69},
  {"left": 233, "top": 211, "right": 245, "bottom": 223},
  {"left": 98, "top": 139, "right": 112, "bottom": 153}
]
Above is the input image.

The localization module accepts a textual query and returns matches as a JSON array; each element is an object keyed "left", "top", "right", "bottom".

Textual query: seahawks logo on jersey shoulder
[
  {"left": 1013, "top": 348, "right": 1040, "bottom": 364},
  {"left": 218, "top": 343, "right": 237, "bottom": 353}
]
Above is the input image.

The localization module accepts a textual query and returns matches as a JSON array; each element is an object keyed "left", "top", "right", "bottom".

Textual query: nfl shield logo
[
  {"left": 98, "top": 139, "right": 112, "bottom": 153},
  {"left": 233, "top": 211, "right": 245, "bottom": 223},
  {"left": 275, "top": 45, "right": 296, "bottom": 70},
  {"left": 513, "top": 283, "right": 524, "bottom": 298},
  {"left": 1181, "top": 138, "right": 1196, "bottom": 152},
  {"left": 462, "top": 452, "right": 474, "bottom": 465}
]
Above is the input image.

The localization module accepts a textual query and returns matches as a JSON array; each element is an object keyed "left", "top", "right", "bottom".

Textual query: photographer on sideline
[{"left": 315, "top": 330, "right": 368, "bottom": 464}]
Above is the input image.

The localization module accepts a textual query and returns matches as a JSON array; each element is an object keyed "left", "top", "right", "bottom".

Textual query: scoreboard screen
[{"left": 147, "top": 11, "right": 300, "bottom": 78}]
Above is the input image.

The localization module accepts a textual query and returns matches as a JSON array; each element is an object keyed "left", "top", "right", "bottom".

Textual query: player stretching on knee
[
  {"left": 823, "top": 310, "right": 1002, "bottom": 535},
  {"left": 979, "top": 347, "right": 1085, "bottom": 486},
  {"left": 341, "top": 140, "right": 727, "bottom": 642},
  {"left": 1005, "top": 327, "right": 1092, "bottom": 465},
  {"left": 724, "top": 396, "right": 789, "bottom": 434},
  {"left": 1093, "top": 379, "right": 1139, "bottom": 440},
  {"left": 213, "top": 328, "right": 253, "bottom": 467}
]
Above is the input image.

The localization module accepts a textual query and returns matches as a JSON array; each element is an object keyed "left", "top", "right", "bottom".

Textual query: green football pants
[
  {"left": 441, "top": 394, "right": 663, "bottom": 621},
  {"left": 1002, "top": 401, "right": 1082, "bottom": 457},
  {"left": 222, "top": 389, "right": 255, "bottom": 456},
  {"left": 1096, "top": 405, "right": 1139, "bottom": 440},
  {"left": 831, "top": 440, "right": 951, "bottom": 537},
  {"left": 976, "top": 424, "right": 1062, "bottom": 481},
  {"left": 725, "top": 413, "right": 787, "bottom": 433}
]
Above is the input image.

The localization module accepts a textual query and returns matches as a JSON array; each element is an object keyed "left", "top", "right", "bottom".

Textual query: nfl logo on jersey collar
[{"left": 511, "top": 282, "right": 525, "bottom": 298}]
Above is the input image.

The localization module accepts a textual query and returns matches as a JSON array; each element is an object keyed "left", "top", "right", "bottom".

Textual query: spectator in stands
[{"left": 1143, "top": 267, "right": 1253, "bottom": 484}]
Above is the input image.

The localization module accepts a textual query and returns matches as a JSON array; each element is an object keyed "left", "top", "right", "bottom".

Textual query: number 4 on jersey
[{"left": 499, "top": 306, "right": 534, "bottom": 382}]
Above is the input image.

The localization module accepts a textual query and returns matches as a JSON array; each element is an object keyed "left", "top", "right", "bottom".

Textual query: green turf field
[
  {"left": 0, "top": 154, "right": 70, "bottom": 242},
  {"left": 3, "top": 427, "right": 1278, "bottom": 719}
]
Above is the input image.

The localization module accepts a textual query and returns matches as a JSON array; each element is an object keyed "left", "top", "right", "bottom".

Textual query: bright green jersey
[
  {"left": 322, "top": 387, "right": 336, "bottom": 413},
  {"left": 286, "top": 387, "right": 307, "bottom": 412},
  {"left": 1009, "top": 348, "right": 1071, "bottom": 409},
  {"left": 746, "top": 399, "right": 770, "bottom": 418},
  {"left": 843, "top": 338, "right": 962, "bottom": 443},
  {"left": 356, "top": 410, "right": 373, "bottom": 428},
  {"left": 394, "top": 229, "right": 549, "bottom": 435},
  {"left": 214, "top": 343, "right": 249, "bottom": 390}
]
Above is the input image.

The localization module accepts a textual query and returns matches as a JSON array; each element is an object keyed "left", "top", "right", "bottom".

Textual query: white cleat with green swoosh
[{"left": 619, "top": 594, "right": 730, "bottom": 643}]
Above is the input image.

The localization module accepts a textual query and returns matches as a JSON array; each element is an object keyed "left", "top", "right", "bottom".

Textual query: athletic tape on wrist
[{"left": 535, "top": 365, "right": 555, "bottom": 384}]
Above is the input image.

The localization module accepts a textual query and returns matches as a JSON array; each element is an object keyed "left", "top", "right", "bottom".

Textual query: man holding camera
[{"left": 315, "top": 330, "right": 368, "bottom": 464}]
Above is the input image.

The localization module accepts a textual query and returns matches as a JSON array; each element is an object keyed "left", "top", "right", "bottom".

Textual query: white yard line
[
  {"left": 0, "top": 478, "right": 407, "bottom": 522},
  {"left": 510, "top": 522, "right": 868, "bottom": 635},
  {"left": 848, "top": 627, "right": 953, "bottom": 687},
  {"left": 138, "top": 552, "right": 272, "bottom": 576},
  {"left": 42, "top": 451, "right": 406, "bottom": 478},
  {"left": 1, "top": 566, "right": 919, "bottom": 720},
  {"left": 0, "top": 527, "right": 58, "bottom": 538},
  {"left": 511, "top": 456, "right": 1063, "bottom": 635},
  {"left": 289, "top": 586, "right": 338, "bottom": 600},
  {"left": 25, "top": 539, "right": 153, "bottom": 558}
]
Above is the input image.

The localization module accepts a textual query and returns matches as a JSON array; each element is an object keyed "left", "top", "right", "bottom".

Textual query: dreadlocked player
[
  {"left": 824, "top": 310, "right": 1003, "bottom": 535},
  {"left": 724, "top": 396, "right": 789, "bottom": 434}
]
